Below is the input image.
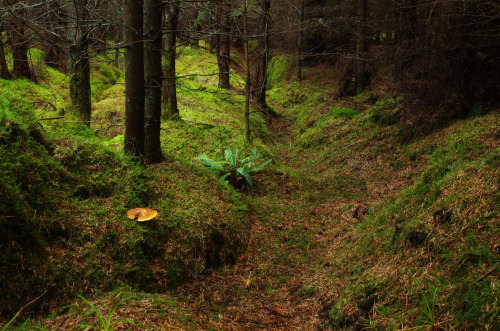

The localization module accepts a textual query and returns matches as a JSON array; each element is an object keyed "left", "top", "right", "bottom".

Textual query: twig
[
  {"left": 38, "top": 116, "right": 65, "bottom": 121},
  {"left": 34, "top": 101, "right": 58, "bottom": 112},
  {"left": 61, "top": 121, "right": 124, "bottom": 126},
  {"left": 473, "top": 266, "right": 498, "bottom": 286}
]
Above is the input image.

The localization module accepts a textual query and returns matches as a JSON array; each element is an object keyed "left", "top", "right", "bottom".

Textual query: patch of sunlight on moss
[
  {"left": 100, "top": 80, "right": 125, "bottom": 100},
  {"left": 268, "top": 54, "right": 294, "bottom": 89},
  {"left": 90, "top": 56, "right": 122, "bottom": 102},
  {"left": 0, "top": 77, "right": 68, "bottom": 114},
  {"left": 178, "top": 46, "right": 243, "bottom": 89}
]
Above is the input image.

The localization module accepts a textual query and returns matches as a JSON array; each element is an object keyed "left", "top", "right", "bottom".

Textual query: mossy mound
[
  {"left": 0, "top": 90, "right": 248, "bottom": 321},
  {"left": 263, "top": 55, "right": 498, "bottom": 328}
]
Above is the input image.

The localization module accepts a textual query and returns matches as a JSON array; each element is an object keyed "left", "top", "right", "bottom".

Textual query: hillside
[{"left": 0, "top": 47, "right": 498, "bottom": 330}]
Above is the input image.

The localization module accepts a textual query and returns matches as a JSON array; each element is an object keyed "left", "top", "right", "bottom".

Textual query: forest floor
[
  {"left": 168, "top": 106, "right": 418, "bottom": 329},
  {"left": 2, "top": 49, "right": 498, "bottom": 330},
  {"left": 36, "top": 100, "right": 389, "bottom": 330},
  {"left": 66, "top": 94, "right": 497, "bottom": 330},
  {"left": 177, "top": 115, "right": 340, "bottom": 329},
  {"left": 44, "top": 103, "right": 360, "bottom": 330},
  {"left": 194, "top": 127, "right": 367, "bottom": 329}
]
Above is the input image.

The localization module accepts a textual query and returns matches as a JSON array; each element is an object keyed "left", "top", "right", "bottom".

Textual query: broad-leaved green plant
[{"left": 197, "top": 149, "right": 272, "bottom": 187}]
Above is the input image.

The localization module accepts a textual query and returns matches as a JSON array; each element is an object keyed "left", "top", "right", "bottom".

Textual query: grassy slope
[
  {"left": 280, "top": 57, "right": 498, "bottom": 329},
  {"left": 1, "top": 49, "right": 498, "bottom": 330},
  {"left": 0, "top": 46, "right": 255, "bottom": 328},
  {"left": 263, "top": 56, "right": 499, "bottom": 329},
  {"left": 155, "top": 56, "right": 496, "bottom": 330}
]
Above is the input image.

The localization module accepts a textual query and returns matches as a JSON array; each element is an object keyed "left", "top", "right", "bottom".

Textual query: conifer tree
[{"left": 124, "top": 0, "right": 145, "bottom": 156}]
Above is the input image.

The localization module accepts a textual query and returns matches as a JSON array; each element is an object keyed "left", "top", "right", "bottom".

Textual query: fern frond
[
  {"left": 251, "top": 158, "right": 272, "bottom": 172},
  {"left": 237, "top": 167, "right": 253, "bottom": 186},
  {"left": 196, "top": 154, "right": 226, "bottom": 172}
]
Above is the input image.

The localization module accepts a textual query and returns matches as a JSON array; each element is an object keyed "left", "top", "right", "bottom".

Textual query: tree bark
[
  {"left": 397, "top": 0, "right": 418, "bottom": 42},
  {"left": 144, "top": 0, "right": 164, "bottom": 164},
  {"left": 0, "top": 26, "right": 12, "bottom": 80},
  {"left": 66, "top": 0, "right": 91, "bottom": 125},
  {"left": 44, "top": 31, "right": 67, "bottom": 73},
  {"left": 11, "top": 22, "right": 32, "bottom": 79},
  {"left": 114, "top": 29, "right": 121, "bottom": 67},
  {"left": 296, "top": 0, "right": 305, "bottom": 82},
  {"left": 216, "top": 0, "right": 231, "bottom": 89},
  {"left": 357, "top": 0, "right": 368, "bottom": 55},
  {"left": 355, "top": 0, "right": 369, "bottom": 92},
  {"left": 68, "top": 37, "right": 91, "bottom": 124},
  {"left": 395, "top": 0, "right": 418, "bottom": 80},
  {"left": 243, "top": 0, "right": 251, "bottom": 143},
  {"left": 124, "top": 0, "right": 145, "bottom": 156},
  {"left": 43, "top": 8, "right": 68, "bottom": 73},
  {"left": 256, "top": 0, "right": 271, "bottom": 109},
  {"left": 162, "top": 0, "right": 180, "bottom": 121}
]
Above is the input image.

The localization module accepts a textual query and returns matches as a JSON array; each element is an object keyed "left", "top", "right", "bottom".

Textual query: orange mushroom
[{"left": 127, "top": 208, "right": 158, "bottom": 222}]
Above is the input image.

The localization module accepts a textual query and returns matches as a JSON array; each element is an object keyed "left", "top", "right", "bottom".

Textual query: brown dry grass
[{"left": 34, "top": 103, "right": 499, "bottom": 330}]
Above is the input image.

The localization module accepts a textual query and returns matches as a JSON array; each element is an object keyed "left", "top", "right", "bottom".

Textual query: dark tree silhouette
[
  {"left": 144, "top": 0, "right": 164, "bottom": 164},
  {"left": 296, "top": 0, "right": 305, "bottom": 82},
  {"left": 162, "top": 0, "right": 181, "bottom": 121},
  {"left": 255, "top": 0, "right": 270, "bottom": 109},
  {"left": 11, "top": 22, "right": 32, "bottom": 79},
  {"left": 0, "top": 25, "right": 12, "bottom": 80},
  {"left": 65, "top": 0, "right": 91, "bottom": 126},
  {"left": 124, "top": 0, "right": 145, "bottom": 156},
  {"left": 216, "top": 0, "right": 231, "bottom": 89}
]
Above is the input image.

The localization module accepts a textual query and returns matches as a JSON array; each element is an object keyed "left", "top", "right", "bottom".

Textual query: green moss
[
  {"left": 90, "top": 56, "right": 122, "bottom": 102},
  {"left": 349, "top": 112, "right": 499, "bottom": 328},
  {"left": 319, "top": 107, "right": 360, "bottom": 124},
  {"left": 268, "top": 54, "right": 294, "bottom": 89},
  {"left": 0, "top": 69, "right": 251, "bottom": 320}
]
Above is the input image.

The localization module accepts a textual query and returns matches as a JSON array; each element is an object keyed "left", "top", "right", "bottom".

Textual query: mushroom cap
[{"left": 127, "top": 208, "right": 158, "bottom": 222}]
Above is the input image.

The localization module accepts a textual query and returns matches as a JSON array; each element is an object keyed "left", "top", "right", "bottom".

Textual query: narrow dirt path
[{"left": 175, "top": 112, "right": 359, "bottom": 330}]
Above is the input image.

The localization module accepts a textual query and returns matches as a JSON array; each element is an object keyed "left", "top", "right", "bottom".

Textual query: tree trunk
[
  {"left": 357, "top": 0, "right": 368, "bottom": 55},
  {"left": 395, "top": 0, "right": 418, "bottom": 80},
  {"left": 11, "top": 23, "right": 31, "bottom": 79},
  {"left": 296, "top": 0, "right": 305, "bottom": 82},
  {"left": 68, "top": 38, "right": 91, "bottom": 124},
  {"left": 44, "top": 23, "right": 67, "bottom": 73},
  {"left": 66, "top": 0, "right": 91, "bottom": 125},
  {"left": 243, "top": 0, "right": 251, "bottom": 143},
  {"left": 144, "top": 0, "right": 164, "bottom": 164},
  {"left": 355, "top": 0, "right": 369, "bottom": 92},
  {"left": 45, "top": 43, "right": 67, "bottom": 73},
  {"left": 398, "top": 0, "right": 418, "bottom": 42},
  {"left": 216, "top": 0, "right": 231, "bottom": 89},
  {"left": 162, "top": 0, "right": 180, "bottom": 121},
  {"left": 114, "top": 30, "right": 121, "bottom": 67},
  {"left": 0, "top": 26, "right": 12, "bottom": 80},
  {"left": 124, "top": 0, "right": 145, "bottom": 156},
  {"left": 256, "top": 0, "right": 271, "bottom": 110}
]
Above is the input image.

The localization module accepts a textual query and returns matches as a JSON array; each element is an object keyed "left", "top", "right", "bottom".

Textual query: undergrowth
[
  {"left": 1, "top": 45, "right": 497, "bottom": 330},
  {"left": 0, "top": 47, "right": 252, "bottom": 326},
  {"left": 265, "top": 54, "right": 498, "bottom": 329}
]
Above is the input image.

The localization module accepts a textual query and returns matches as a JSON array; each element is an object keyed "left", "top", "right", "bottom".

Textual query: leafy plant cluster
[{"left": 197, "top": 149, "right": 272, "bottom": 189}]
